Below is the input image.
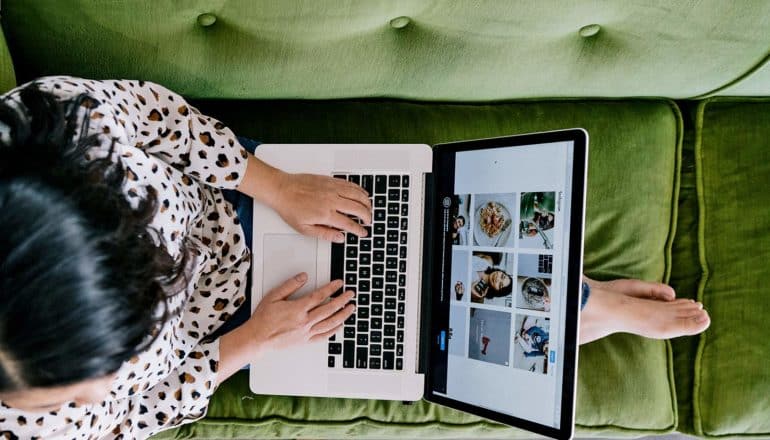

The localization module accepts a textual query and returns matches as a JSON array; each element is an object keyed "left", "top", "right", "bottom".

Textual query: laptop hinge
[{"left": 416, "top": 172, "right": 435, "bottom": 375}]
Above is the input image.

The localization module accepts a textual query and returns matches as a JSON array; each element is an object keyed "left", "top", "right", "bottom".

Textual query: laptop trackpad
[{"left": 262, "top": 234, "right": 318, "bottom": 300}]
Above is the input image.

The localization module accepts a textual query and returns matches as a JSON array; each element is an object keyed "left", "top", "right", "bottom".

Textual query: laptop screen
[{"left": 425, "top": 131, "right": 587, "bottom": 440}]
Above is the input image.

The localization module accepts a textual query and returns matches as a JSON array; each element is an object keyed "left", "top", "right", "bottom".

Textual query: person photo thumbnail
[
  {"left": 452, "top": 194, "right": 471, "bottom": 245},
  {"left": 473, "top": 193, "right": 516, "bottom": 248},
  {"left": 468, "top": 307, "right": 512, "bottom": 366},
  {"left": 516, "top": 254, "right": 552, "bottom": 312},
  {"left": 451, "top": 249, "right": 470, "bottom": 303},
  {"left": 470, "top": 251, "right": 514, "bottom": 307},
  {"left": 513, "top": 314, "right": 551, "bottom": 374},
  {"left": 519, "top": 192, "right": 555, "bottom": 249}
]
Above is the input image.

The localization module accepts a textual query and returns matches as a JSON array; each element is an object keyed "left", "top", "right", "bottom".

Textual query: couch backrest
[{"left": 2, "top": 0, "right": 770, "bottom": 100}]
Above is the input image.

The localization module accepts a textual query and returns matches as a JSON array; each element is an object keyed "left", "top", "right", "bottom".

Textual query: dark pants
[{"left": 209, "top": 137, "right": 259, "bottom": 339}]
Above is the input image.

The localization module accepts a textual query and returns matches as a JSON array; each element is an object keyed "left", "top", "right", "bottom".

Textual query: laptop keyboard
[
  {"left": 327, "top": 174, "right": 410, "bottom": 371},
  {"left": 538, "top": 254, "right": 553, "bottom": 274}
]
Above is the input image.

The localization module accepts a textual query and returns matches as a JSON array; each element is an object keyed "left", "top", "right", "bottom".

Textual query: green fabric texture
[
  {"left": 0, "top": 22, "right": 16, "bottom": 93},
  {"left": 693, "top": 98, "right": 770, "bottom": 437},
  {"left": 4, "top": 0, "right": 770, "bottom": 100},
  {"left": 149, "top": 99, "right": 682, "bottom": 439},
  {"left": 667, "top": 102, "right": 704, "bottom": 436}
]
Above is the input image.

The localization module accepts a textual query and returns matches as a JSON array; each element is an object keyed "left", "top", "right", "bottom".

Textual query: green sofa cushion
[
  {"left": 0, "top": 24, "right": 16, "bottom": 93},
  {"left": 693, "top": 98, "right": 770, "bottom": 437},
  {"left": 4, "top": 0, "right": 770, "bottom": 100},
  {"left": 151, "top": 99, "right": 683, "bottom": 438}
]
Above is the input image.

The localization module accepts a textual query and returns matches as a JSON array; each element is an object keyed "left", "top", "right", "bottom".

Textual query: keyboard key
[
  {"left": 359, "top": 266, "right": 371, "bottom": 279},
  {"left": 346, "top": 233, "right": 358, "bottom": 245},
  {"left": 375, "top": 196, "right": 386, "bottom": 207},
  {"left": 387, "top": 230, "right": 399, "bottom": 242},
  {"left": 349, "top": 175, "right": 360, "bottom": 185},
  {"left": 397, "top": 344, "right": 403, "bottom": 356},
  {"left": 386, "top": 243, "right": 398, "bottom": 256},
  {"left": 386, "top": 257, "right": 398, "bottom": 269},
  {"left": 372, "top": 304, "right": 383, "bottom": 316},
  {"left": 374, "top": 236, "right": 385, "bottom": 249},
  {"left": 384, "top": 338, "right": 395, "bottom": 349},
  {"left": 388, "top": 189, "right": 400, "bottom": 201},
  {"left": 396, "top": 358, "right": 403, "bottom": 370},
  {"left": 373, "top": 263, "right": 384, "bottom": 275},
  {"left": 398, "top": 289, "right": 405, "bottom": 300},
  {"left": 383, "top": 351, "right": 394, "bottom": 370},
  {"left": 387, "top": 216, "right": 399, "bottom": 229},
  {"left": 371, "top": 332, "right": 382, "bottom": 344},
  {"left": 345, "top": 314, "right": 356, "bottom": 325},
  {"left": 372, "top": 278, "right": 383, "bottom": 289},
  {"left": 385, "top": 298, "right": 396, "bottom": 309},
  {"left": 345, "top": 273, "right": 357, "bottom": 285},
  {"left": 357, "top": 334, "right": 369, "bottom": 346},
  {"left": 388, "top": 204, "right": 400, "bottom": 214},
  {"left": 371, "top": 317, "right": 383, "bottom": 329},
  {"left": 389, "top": 175, "right": 401, "bottom": 187},
  {"left": 400, "top": 232, "right": 408, "bottom": 245},
  {"left": 397, "top": 316, "right": 405, "bottom": 329},
  {"left": 329, "top": 334, "right": 336, "bottom": 341},
  {"left": 385, "top": 325, "right": 396, "bottom": 337},
  {"left": 385, "top": 313, "right": 396, "bottom": 324},
  {"left": 375, "top": 175, "right": 387, "bottom": 194},
  {"left": 346, "top": 247, "right": 358, "bottom": 259},
  {"left": 344, "top": 327, "right": 355, "bottom": 338},
  {"left": 374, "top": 209, "right": 386, "bottom": 222},
  {"left": 372, "top": 291, "right": 383, "bottom": 302},
  {"left": 362, "top": 175, "right": 373, "bottom": 194},
  {"left": 346, "top": 260, "right": 357, "bottom": 272},
  {"left": 329, "top": 343, "right": 342, "bottom": 354},
  {"left": 371, "top": 344, "right": 382, "bottom": 356},
  {"left": 401, "top": 190, "right": 409, "bottom": 202},
  {"left": 357, "top": 320, "right": 369, "bottom": 332},
  {"left": 343, "top": 341, "right": 355, "bottom": 368},
  {"left": 369, "top": 358, "right": 381, "bottom": 369},
  {"left": 357, "top": 307, "right": 369, "bottom": 319},
  {"left": 397, "top": 330, "right": 404, "bottom": 343},
  {"left": 358, "top": 294, "right": 370, "bottom": 306},
  {"left": 356, "top": 347, "right": 368, "bottom": 368},
  {"left": 400, "top": 218, "right": 408, "bottom": 230},
  {"left": 402, "top": 175, "right": 410, "bottom": 187},
  {"left": 333, "top": 174, "right": 346, "bottom": 179},
  {"left": 360, "top": 239, "right": 372, "bottom": 252},
  {"left": 401, "top": 204, "right": 408, "bottom": 216},
  {"left": 399, "top": 274, "right": 406, "bottom": 287},
  {"left": 374, "top": 222, "right": 385, "bottom": 235},
  {"left": 398, "top": 302, "right": 405, "bottom": 314},
  {"left": 399, "top": 260, "right": 407, "bottom": 273},
  {"left": 360, "top": 253, "right": 371, "bottom": 265},
  {"left": 386, "top": 271, "right": 397, "bottom": 283},
  {"left": 385, "top": 285, "right": 396, "bottom": 296},
  {"left": 328, "top": 356, "right": 335, "bottom": 368}
]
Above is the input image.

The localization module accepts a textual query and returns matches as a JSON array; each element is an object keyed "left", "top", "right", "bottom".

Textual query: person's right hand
[{"left": 244, "top": 273, "right": 355, "bottom": 355}]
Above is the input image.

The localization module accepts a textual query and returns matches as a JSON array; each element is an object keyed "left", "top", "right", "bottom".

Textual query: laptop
[{"left": 249, "top": 129, "right": 588, "bottom": 440}]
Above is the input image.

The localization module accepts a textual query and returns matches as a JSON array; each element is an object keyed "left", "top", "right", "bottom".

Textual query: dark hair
[
  {"left": 0, "top": 83, "right": 190, "bottom": 392},
  {"left": 483, "top": 267, "right": 513, "bottom": 298}
]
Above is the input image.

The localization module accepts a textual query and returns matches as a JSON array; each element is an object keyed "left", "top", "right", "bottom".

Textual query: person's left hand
[{"left": 271, "top": 171, "right": 372, "bottom": 243}]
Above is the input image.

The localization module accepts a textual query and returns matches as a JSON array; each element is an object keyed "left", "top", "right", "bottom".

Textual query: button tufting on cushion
[
  {"left": 197, "top": 13, "right": 217, "bottom": 27},
  {"left": 579, "top": 23, "right": 601, "bottom": 37},
  {"left": 389, "top": 16, "right": 411, "bottom": 29}
]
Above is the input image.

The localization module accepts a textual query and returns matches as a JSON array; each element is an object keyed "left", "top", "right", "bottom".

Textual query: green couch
[{"left": 1, "top": 1, "right": 769, "bottom": 438}]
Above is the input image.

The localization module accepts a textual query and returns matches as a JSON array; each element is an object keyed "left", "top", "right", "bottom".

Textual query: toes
[{"left": 684, "top": 310, "right": 711, "bottom": 335}]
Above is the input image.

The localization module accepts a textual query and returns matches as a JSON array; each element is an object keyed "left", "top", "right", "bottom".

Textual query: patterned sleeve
[
  {"left": 33, "top": 76, "right": 249, "bottom": 189},
  {"left": 110, "top": 340, "right": 221, "bottom": 439}
]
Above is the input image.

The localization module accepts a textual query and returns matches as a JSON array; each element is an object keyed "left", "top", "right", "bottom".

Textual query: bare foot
[{"left": 579, "top": 277, "right": 710, "bottom": 344}]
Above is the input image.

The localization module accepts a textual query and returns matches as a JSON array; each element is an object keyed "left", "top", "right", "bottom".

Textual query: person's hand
[
  {"left": 244, "top": 273, "right": 356, "bottom": 355},
  {"left": 271, "top": 171, "right": 372, "bottom": 243},
  {"left": 454, "top": 281, "right": 464, "bottom": 296}
]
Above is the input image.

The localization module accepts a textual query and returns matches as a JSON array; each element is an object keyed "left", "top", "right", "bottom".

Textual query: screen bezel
[{"left": 424, "top": 129, "right": 588, "bottom": 440}]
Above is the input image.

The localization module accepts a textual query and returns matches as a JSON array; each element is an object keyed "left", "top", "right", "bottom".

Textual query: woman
[
  {"left": 469, "top": 253, "right": 513, "bottom": 303},
  {"left": 0, "top": 77, "right": 711, "bottom": 438}
]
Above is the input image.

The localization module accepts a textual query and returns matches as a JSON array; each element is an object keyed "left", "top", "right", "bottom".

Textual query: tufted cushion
[
  {"left": 3, "top": 0, "right": 770, "bottom": 100},
  {"left": 148, "top": 99, "right": 683, "bottom": 438},
  {"left": 692, "top": 98, "right": 770, "bottom": 437}
]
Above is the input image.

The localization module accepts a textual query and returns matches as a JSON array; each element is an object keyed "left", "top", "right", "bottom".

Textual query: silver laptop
[{"left": 250, "top": 129, "right": 588, "bottom": 440}]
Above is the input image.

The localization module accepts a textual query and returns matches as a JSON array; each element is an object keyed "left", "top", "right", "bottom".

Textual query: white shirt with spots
[{"left": 0, "top": 77, "right": 251, "bottom": 439}]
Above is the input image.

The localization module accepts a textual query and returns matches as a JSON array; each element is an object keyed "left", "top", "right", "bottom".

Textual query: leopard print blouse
[{"left": 0, "top": 77, "right": 250, "bottom": 439}]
